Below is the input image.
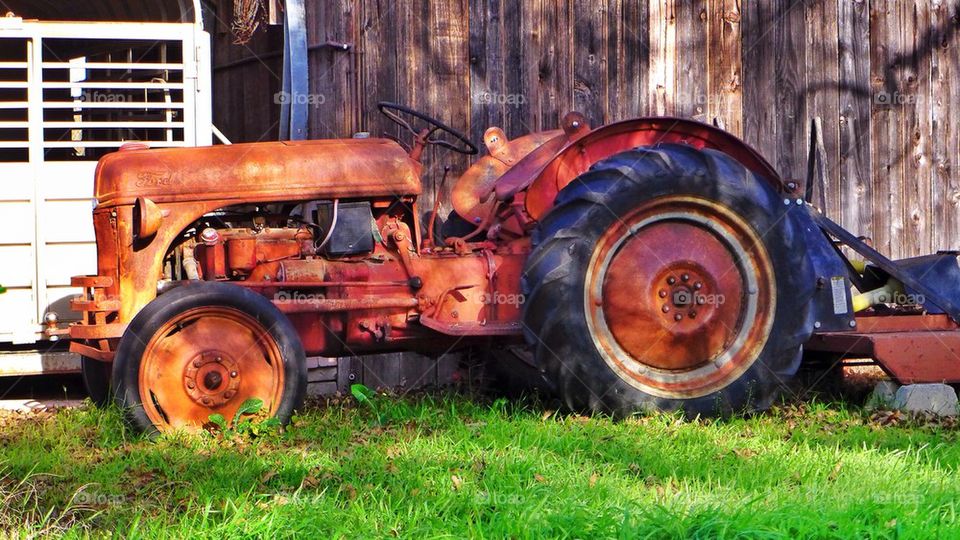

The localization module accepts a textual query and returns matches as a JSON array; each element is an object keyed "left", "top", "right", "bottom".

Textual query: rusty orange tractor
[{"left": 68, "top": 103, "right": 960, "bottom": 433}]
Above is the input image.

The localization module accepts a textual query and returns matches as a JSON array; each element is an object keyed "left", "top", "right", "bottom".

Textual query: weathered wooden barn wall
[
  {"left": 209, "top": 1, "right": 960, "bottom": 389},
  {"left": 212, "top": 1, "right": 960, "bottom": 261}
]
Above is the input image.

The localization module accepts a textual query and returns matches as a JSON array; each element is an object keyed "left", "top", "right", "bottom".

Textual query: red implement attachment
[{"left": 807, "top": 314, "right": 960, "bottom": 383}]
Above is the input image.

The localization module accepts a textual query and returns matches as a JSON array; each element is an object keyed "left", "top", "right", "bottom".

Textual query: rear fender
[{"left": 519, "top": 117, "right": 788, "bottom": 221}]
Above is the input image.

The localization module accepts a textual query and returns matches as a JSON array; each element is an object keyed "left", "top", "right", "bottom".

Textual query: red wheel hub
[
  {"left": 139, "top": 306, "right": 284, "bottom": 431},
  {"left": 585, "top": 196, "right": 775, "bottom": 398}
]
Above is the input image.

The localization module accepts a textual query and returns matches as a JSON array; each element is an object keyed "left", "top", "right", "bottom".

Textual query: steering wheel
[{"left": 378, "top": 101, "right": 478, "bottom": 156}]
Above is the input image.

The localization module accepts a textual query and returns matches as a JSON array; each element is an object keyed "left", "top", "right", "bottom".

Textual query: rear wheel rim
[
  {"left": 138, "top": 306, "right": 285, "bottom": 431},
  {"left": 584, "top": 196, "right": 776, "bottom": 398}
]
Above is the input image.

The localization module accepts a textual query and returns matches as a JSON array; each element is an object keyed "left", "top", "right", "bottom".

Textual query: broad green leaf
[
  {"left": 207, "top": 413, "right": 227, "bottom": 431},
  {"left": 351, "top": 384, "right": 376, "bottom": 404},
  {"left": 232, "top": 398, "right": 264, "bottom": 427}
]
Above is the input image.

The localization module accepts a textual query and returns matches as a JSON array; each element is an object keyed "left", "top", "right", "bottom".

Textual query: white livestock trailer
[{"left": 0, "top": 11, "right": 212, "bottom": 376}]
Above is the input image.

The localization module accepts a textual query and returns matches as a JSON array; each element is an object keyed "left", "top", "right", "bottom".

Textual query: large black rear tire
[{"left": 522, "top": 143, "right": 816, "bottom": 416}]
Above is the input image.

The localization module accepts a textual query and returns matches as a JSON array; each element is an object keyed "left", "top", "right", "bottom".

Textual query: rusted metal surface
[
  {"left": 808, "top": 314, "right": 960, "bottom": 383},
  {"left": 453, "top": 129, "right": 562, "bottom": 225},
  {"left": 138, "top": 306, "right": 285, "bottom": 430},
  {"left": 520, "top": 117, "right": 785, "bottom": 221},
  {"left": 94, "top": 138, "right": 422, "bottom": 206},
  {"left": 584, "top": 196, "right": 775, "bottom": 398}
]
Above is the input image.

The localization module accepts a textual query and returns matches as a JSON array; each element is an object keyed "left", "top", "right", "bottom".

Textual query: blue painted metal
[
  {"left": 812, "top": 212, "right": 960, "bottom": 322},
  {"left": 280, "top": 0, "right": 309, "bottom": 140},
  {"left": 791, "top": 205, "right": 856, "bottom": 332}
]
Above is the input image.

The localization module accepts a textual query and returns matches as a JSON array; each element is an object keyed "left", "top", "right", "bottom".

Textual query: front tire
[
  {"left": 112, "top": 282, "right": 307, "bottom": 433},
  {"left": 522, "top": 143, "right": 816, "bottom": 416},
  {"left": 81, "top": 356, "right": 112, "bottom": 408}
]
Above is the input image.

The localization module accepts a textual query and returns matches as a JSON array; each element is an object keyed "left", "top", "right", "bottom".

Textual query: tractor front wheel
[
  {"left": 522, "top": 144, "right": 815, "bottom": 416},
  {"left": 112, "top": 282, "right": 307, "bottom": 433}
]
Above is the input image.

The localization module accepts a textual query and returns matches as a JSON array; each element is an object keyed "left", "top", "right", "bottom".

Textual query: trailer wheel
[
  {"left": 522, "top": 143, "right": 815, "bottom": 416},
  {"left": 80, "top": 357, "right": 112, "bottom": 407},
  {"left": 112, "top": 282, "right": 307, "bottom": 434}
]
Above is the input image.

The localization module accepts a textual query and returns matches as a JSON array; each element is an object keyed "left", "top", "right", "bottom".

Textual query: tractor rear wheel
[
  {"left": 522, "top": 144, "right": 815, "bottom": 416},
  {"left": 112, "top": 282, "right": 307, "bottom": 434}
]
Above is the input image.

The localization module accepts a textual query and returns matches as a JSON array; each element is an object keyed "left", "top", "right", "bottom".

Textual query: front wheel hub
[{"left": 184, "top": 352, "right": 241, "bottom": 407}]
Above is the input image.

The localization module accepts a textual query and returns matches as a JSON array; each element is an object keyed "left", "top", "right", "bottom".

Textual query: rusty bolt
[
  {"left": 186, "top": 380, "right": 195, "bottom": 389},
  {"left": 694, "top": 282, "right": 702, "bottom": 290},
  {"left": 697, "top": 296, "right": 706, "bottom": 305},
  {"left": 658, "top": 289, "right": 667, "bottom": 298},
  {"left": 661, "top": 305, "right": 670, "bottom": 313},
  {"left": 215, "top": 356, "right": 222, "bottom": 363},
  {"left": 667, "top": 276, "right": 677, "bottom": 285},
  {"left": 394, "top": 231, "right": 406, "bottom": 242},
  {"left": 681, "top": 273, "right": 690, "bottom": 282},
  {"left": 689, "top": 311, "right": 697, "bottom": 319},
  {"left": 230, "top": 371, "right": 238, "bottom": 378},
  {"left": 193, "top": 359, "right": 203, "bottom": 368},
  {"left": 224, "top": 390, "right": 235, "bottom": 400},
  {"left": 202, "top": 397, "right": 212, "bottom": 406},
  {"left": 674, "top": 313, "right": 683, "bottom": 321}
]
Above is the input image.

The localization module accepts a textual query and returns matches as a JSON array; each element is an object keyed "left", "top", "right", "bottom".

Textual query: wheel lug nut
[
  {"left": 689, "top": 311, "right": 697, "bottom": 319},
  {"left": 667, "top": 276, "right": 676, "bottom": 285},
  {"left": 224, "top": 390, "right": 235, "bottom": 399},
  {"left": 202, "top": 397, "right": 212, "bottom": 406},
  {"left": 658, "top": 289, "right": 667, "bottom": 298},
  {"left": 674, "top": 313, "right": 683, "bottom": 321},
  {"left": 186, "top": 380, "right": 195, "bottom": 389},
  {"left": 661, "top": 305, "right": 670, "bottom": 313},
  {"left": 193, "top": 359, "right": 202, "bottom": 368},
  {"left": 681, "top": 273, "right": 689, "bottom": 282},
  {"left": 230, "top": 371, "right": 238, "bottom": 378},
  {"left": 215, "top": 357, "right": 222, "bottom": 363},
  {"left": 694, "top": 282, "right": 702, "bottom": 290},
  {"left": 697, "top": 297, "right": 705, "bottom": 305}
]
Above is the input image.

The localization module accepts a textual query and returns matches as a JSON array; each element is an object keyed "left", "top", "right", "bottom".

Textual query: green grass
[{"left": 2, "top": 393, "right": 960, "bottom": 538}]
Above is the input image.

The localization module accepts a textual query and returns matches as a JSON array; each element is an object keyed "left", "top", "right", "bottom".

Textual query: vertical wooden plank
[
  {"left": 573, "top": 0, "right": 607, "bottom": 125},
  {"left": 336, "top": 356, "right": 353, "bottom": 393},
  {"left": 740, "top": 0, "right": 776, "bottom": 162},
  {"left": 531, "top": 0, "right": 574, "bottom": 129},
  {"left": 838, "top": 0, "right": 873, "bottom": 237},
  {"left": 359, "top": 0, "right": 400, "bottom": 138},
  {"left": 648, "top": 0, "right": 676, "bottom": 115},
  {"left": 901, "top": 1, "right": 933, "bottom": 257},
  {"left": 707, "top": 0, "right": 742, "bottom": 136},
  {"left": 469, "top": 0, "right": 502, "bottom": 145},
  {"left": 674, "top": 0, "right": 708, "bottom": 121},
  {"left": 870, "top": 0, "right": 905, "bottom": 257},
  {"left": 774, "top": 0, "right": 808, "bottom": 183},
  {"left": 308, "top": 1, "right": 358, "bottom": 138},
  {"left": 500, "top": 0, "right": 526, "bottom": 136},
  {"left": 363, "top": 353, "right": 402, "bottom": 391},
  {"left": 805, "top": 0, "right": 840, "bottom": 217},
  {"left": 397, "top": 353, "right": 438, "bottom": 392},
  {"left": 931, "top": 0, "right": 960, "bottom": 250},
  {"left": 607, "top": 0, "right": 649, "bottom": 120}
]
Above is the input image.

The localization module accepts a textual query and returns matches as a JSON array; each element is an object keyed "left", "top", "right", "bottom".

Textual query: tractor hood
[{"left": 93, "top": 138, "right": 422, "bottom": 207}]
